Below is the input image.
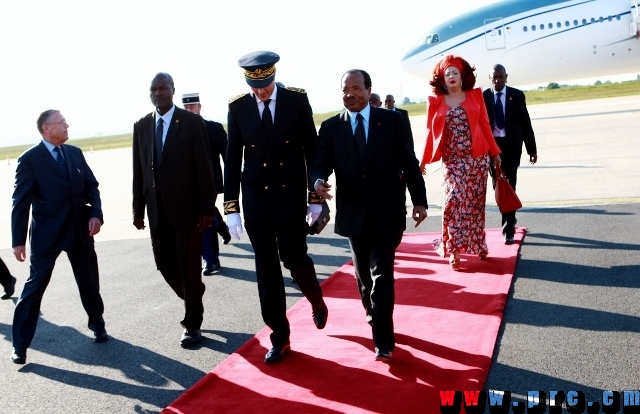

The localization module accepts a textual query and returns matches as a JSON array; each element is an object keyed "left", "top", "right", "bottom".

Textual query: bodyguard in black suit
[
  {"left": 483, "top": 64, "right": 538, "bottom": 244},
  {"left": 132, "top": 73, "right": 216, "bottom": 348},
  {"left": 311, "top": 70, "right": 428, "bottom": 361},
  {"left": 385, "top": 94, "right": 412, "bottom": 140},
  {"left": 224, "top": 51, "right": 327, "bottom": 363},
  {"left": 10, "top": 110, "right": 106, "bottom": 364},
  {"left": 182, "top": 92, "right": 231, "bottom": 275}
]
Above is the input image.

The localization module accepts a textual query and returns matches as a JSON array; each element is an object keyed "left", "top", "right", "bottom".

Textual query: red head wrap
[{"left": 437, "top": 55, "right": 465, "bottom": 78}]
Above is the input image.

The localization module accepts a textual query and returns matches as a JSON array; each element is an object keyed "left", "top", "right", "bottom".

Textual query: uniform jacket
[
  {"left": 310, "top": 105, "right": 428, "bottom": 238},
  {"left": 422, "top": 87, "right": 501, "bottom": 164},
  {"left": 11, "top": 142, "right": 103, "bottom": 253},
  {"left": 132, "top": 106, "right": 215, "bottom": 229},
  {"left": 483, "top": 86, "right": 537, "bottom": 165},
  {"left": 204, "top": 119, "right": 227, "bottom": 195},
  {"left": 224, "top": 86, "right": 317, "bottom": 224}
]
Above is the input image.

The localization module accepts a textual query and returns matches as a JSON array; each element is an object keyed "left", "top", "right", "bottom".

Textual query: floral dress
[{"left": 433, "top": 105, "right": 490, "bottom": 257}]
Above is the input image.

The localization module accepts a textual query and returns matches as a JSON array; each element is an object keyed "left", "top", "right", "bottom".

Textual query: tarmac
[{"left": 0, "top": 95, "right": 639, "bottom": 413}]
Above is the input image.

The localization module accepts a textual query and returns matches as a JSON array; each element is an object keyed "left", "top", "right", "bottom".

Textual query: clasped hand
[
  {"left": 226, "top": 213, "right": 244, "bottom": 240},
  {"left": 314, "top": 180, "right": 333, "bottom": 200}
]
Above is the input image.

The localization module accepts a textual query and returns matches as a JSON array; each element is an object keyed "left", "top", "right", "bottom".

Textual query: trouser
[
  {"left": 201, "top": 214, "right": 220, "bottom": 266},
  {"left": 12, "top": 235, "right": 104, "bottom": 350},
  {"left": 245, "top": 218, "right": 322, "bottom": 347},
  {"left": 151, "top": 194, "right": 205, "bottom": 330},
  {"left": 0, "top": 257, "right": 13, "bottom": 286},
  {"left": 349, "top": 230, "right": 403, "bottom": 352}
]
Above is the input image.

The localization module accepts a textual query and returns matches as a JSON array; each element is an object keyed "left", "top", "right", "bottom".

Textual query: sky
[{"left": 1, "top": 0, "right": 635, "bottom": 146}]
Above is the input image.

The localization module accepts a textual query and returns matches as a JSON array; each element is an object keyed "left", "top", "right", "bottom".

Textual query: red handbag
[{"left": 494, "top": 166, "right": 522, "bottom": 213}]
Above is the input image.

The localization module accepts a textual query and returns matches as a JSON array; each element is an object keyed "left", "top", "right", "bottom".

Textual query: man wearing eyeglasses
[{"left": 10, "top": 110, "right": 106, "bottom": 364}]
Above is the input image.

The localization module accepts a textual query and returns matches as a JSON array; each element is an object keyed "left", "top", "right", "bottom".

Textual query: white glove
[
  {"left": 226, "top": 213, "right": 244, "bottom": 240},
  {"left": 306, "top": 204, "right": 322, "bottom": 226}
]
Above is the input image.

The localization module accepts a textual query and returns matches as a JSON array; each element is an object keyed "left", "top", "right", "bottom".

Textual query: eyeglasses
[{"left": 46, "top": 120, "right": 68, "bottom": 127}]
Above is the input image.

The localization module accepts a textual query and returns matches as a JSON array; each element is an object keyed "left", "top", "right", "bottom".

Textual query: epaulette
[
  {"left": 286, "top": 86, "right": 306, "bottom": 94},
  {"left": 229, "top": 93, "right": 248, "bottom": 103}
]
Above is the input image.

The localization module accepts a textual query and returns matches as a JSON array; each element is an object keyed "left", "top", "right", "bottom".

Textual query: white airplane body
[{"left": 400, "top": 0, "right": 640, "bottom": 85}]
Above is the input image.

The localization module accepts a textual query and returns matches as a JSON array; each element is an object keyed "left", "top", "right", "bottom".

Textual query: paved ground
[{"left": 0, "top": 96, "right": 638, "bottom": 413}]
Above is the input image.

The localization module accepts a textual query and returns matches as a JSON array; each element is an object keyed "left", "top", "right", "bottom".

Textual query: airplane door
[
  {"left": 631, "top": 0, "right": 640, "bottom": 36},
  {"left": 484, "top": 18, "right": 506, "bottom": 50}
]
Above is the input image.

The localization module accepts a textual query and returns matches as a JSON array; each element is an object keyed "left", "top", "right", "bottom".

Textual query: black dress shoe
[
  {"left": 374, "top": 347, "right": 393, "bottom": 361},
  {"left": 202, "top": 262, "right": 220, "bottom": 276},
  {"left": 10, "top": 348, "right": 26, "bottom": 364},
  {"left": 92, "top": 326, "right": 109, "bottom": 343},
  {"left": 264, "top": 343, "right": 290, "bottom": 363},
  {"left": 180, "top": 329, "right": 202, "bottom": 348},
  {"left": 504, "top": 235, "right": 515, "bottom": 245},
  {"left": 1, "top": 275, "right": 16, "bottom": 300},
  {"left": 312, "top": 305, "right": 328, "bottom": 330}
]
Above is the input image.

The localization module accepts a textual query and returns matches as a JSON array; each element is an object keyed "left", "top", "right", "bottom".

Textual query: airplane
[{"left": 400, "top": 0, "right": 640, "bottom": 85}]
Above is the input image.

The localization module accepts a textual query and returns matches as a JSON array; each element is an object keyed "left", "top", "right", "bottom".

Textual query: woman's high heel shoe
[{"left": 449, "top": 251, "right": 461, "bottom": 270}]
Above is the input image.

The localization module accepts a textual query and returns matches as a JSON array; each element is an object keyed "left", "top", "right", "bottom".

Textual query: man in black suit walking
[
  {"left": 182, "top": 92, "right": 231, "bottom": 275},
  {"left": 132, "top": 73, "right": 216, "bottom": 348},
  {"left": 483, "top": 64, "right": 538, "bottom": 244},
  {"left": 224, "top": 51, "right": 327, "bottom": 363},
  {"left": 10, "top": 110, "right": 106, "bottom": 364},
  {"left": 384, "top": 94, "right": 412, "bottom": 139},
  {"left": 311, "top": 69, "right": 428, "bottom": 361}
]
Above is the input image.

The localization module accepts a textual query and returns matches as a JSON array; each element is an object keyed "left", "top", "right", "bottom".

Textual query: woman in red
[{"left": 420, "top": 55, "right": 502, "bottom": 270}]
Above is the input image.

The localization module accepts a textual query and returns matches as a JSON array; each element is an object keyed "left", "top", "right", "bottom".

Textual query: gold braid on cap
[{"left": 244, "top": 65, "right": 276, "bottom": 80}]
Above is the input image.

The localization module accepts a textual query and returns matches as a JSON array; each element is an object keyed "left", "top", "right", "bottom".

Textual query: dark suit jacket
[
  {"left": 224, "top": 86, "right": 317, "bottom": 224},
  {"left": 132, "top": 106, "right": 216, "bottom": 229},
  {"left": 204, "top": 119, "right": 227, "bottom": 195},
  {"left": 11, "top": 142, "right": 103, "bottom": 253},
  {"left": 483, "top": 86, "right": 537, "bottom": 166},
  {"left": 394, "top": 107, "right": 413, "bottom": 140},
  {"left": 310, "top": 106, "right": 428, "bottom": 238}
]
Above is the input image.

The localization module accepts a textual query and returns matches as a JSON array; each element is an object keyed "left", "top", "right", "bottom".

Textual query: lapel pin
[{"left": 175, "top": 119, "right": 179, "bottom": 123}]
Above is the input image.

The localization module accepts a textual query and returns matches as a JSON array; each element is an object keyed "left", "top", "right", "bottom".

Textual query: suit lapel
[
  {"left": 338, "top": 111, "right": 363, "bottom": 166},
  {"left": 38, "top": 142, "right": 69, "bottom": 180}
]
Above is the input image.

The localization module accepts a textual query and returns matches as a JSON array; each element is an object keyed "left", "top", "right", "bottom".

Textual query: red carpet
[{"left": 164, "top": 228, "right": 525, "bottom": 414}]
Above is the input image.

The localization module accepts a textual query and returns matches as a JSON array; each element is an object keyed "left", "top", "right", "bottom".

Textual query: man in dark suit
[
  {"left": 10, "top": 110, "right": 106, "bottom": 364},
  {"left": 369, "top": 93, "right": 382, "bottom": 107},
  {"left": 224, "top": 51, "right": 327, "bottom": 363},
  {"left": 483, "top": 64, "right": 538, "bottom": 244},
  {"left": 182, "top": 92, "right": 231, "bottom": 275},
  {"left": 0, "top": 259, "right": 16, "bottom": 300},
  {"left": 384, "top": 94, "right": 412, "bottom": 139},
  {"left": 132, "top": 73, "right": 216, "bottom": 348},
  {"left": 311, "top": 69, "right": 428, "bottom": 361}
]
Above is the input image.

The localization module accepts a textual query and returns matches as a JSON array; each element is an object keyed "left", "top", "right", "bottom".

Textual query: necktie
[
  {"left": 354, "top": 113, "right": 366, "bottom": 160},
  {"left": 262, "top": 99, "right": 273, "bottom": 133},
  {"left": 495, "top": 92, "right": 505, "bottom": 130},
  {"left": 155, "top": 118, "right": 164, "bottom": 164},
  {"left": 53, "top": 146, "right": 68, "bottom": 177}
]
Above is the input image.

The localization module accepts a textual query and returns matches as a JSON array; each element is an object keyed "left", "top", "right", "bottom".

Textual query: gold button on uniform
[
  {"left": 263, "top": 163, "right": 267, "bottom": 167},
  {"left": 279, "top": 163, "right": 283, "bottom": 166},
  {"left": 264, "top": 186, "right": 269, "bottom": 190},
  {"left": 251, "top": 144, "right": 256, "bottom": 148}
]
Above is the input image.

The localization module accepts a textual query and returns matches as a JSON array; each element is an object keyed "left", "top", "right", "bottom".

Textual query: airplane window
[
  {"left": 422, "top": 35, "right": 432, "bottom": 44},
  {"left": 565, "top": 21, "right": 570, "bottom": 27},
  {"left": 432, "top": 34, "right": 439, "bottom": 43},
  {"left": 532, "top": 25, "right": 536, "bottom": 31},
  {"left": 616, "top": 15, "right": 621, "bottom": 21},
  {"left": 607, "top": 16, "right": 612, "bottom": 22},
  {"left": 574, "top": 20, "right": 578, "bottom": 26},
  {"left": 591, "top": 18, "right": 595, "bottom": 23},
  {"left": 599, "top": 17, "right": 603, "bottom": 23},
  {"left": 557, "top": 22, "right": 561, "bottom": 28},
  {"left": 548, "top": 23, "right": 553, "bottom": 29},
  {"left": 582, "top": 19, "right": 587, "bottom": 25},
  {"left": 523, "top": 26, "right": 528, "bottom": 32},
  {"left": 540, "top": 24, "right": 544, "bottom": 30}
]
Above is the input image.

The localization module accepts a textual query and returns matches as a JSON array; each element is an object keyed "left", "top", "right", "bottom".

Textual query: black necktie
[
  {"left": 53, "top": 146, "right": 68, "bottom": 177},
  {"left": 354, "top": 113, "right": 366, "bottom": 160},
  {"left": 155, "top": 118, "right": 164, "bottom": 164},
  {"left": 495, "top": 92, "right": 505, "bottom": 130},
  {"left": 262, "top": 99, "right": 273, "bottom": 133}
]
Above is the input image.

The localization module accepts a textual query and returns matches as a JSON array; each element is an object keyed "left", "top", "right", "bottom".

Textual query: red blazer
[{"left": 421, "top": 87, "right": 500, "bottom": 165}]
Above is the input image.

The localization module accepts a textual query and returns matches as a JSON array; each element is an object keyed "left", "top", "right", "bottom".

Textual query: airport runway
[{"left": 0, "top": 96, "right": 639, "bottom": 413}]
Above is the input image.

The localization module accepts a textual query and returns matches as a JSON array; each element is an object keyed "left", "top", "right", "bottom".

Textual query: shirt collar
[
  {"left": 347, "top": 103, "right": 371, "bottom": 123},
  {"left": 42, "top": 139, "right": 57, "bottom": 153},
  {"left": 156, "top": 105, "right": 176, "bottom": 124}
]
